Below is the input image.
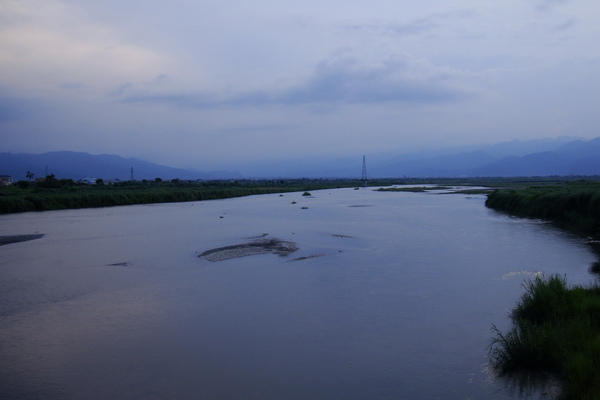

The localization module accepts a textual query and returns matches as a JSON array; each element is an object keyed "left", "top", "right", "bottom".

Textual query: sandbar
[
  {"left": 0, "top": 234, "right": 44, "bottom": 246},
  {"left": 199, "top": 238, "right": 298, "bottom": 262}
]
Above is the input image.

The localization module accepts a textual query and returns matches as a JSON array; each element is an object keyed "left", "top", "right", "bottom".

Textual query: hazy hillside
[
  {"left": 0, "top": 152, "right": 228, "bottom": 181},
  {"left": 468, "top": 138, "right": 600, "bottom": 177},
  {"left": 1, "top": 136, "right": 599, "bottom": 180},
  {"left": 230, "top": 136, "right": 593, "bottom": 178},
  {"left": 371, "top": 150, "right": 497, "bottom": 178}
]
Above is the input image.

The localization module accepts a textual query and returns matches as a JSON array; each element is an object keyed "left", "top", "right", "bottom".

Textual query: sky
[{"left": 1, "top": 0, "right": 600, "bottom": 170}]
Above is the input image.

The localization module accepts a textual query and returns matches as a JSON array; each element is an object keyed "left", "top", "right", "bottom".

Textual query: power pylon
[{"left": 361, "top": 155, "right": 368, "bottom": 187}]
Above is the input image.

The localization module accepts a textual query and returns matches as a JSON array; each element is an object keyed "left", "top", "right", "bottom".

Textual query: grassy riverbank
[
  {"left": 486, "top": 181, "right": 600, "bottom": 398},
  {"left": 1, "top": 178, "right": 403, "bottom": 214},
  {"left": 485, "top": 181, "right": 600, "bottom": 238},
  {"left": 489, "top": 275, "right": 600, "bottom": 399},
  {"left": 0, "top": 179, "right": 334, "bottom": 214}
]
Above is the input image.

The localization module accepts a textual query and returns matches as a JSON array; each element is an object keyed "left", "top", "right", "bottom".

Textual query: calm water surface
[{"left": 0, "top": 188, "right": 597, "bottom": 399}]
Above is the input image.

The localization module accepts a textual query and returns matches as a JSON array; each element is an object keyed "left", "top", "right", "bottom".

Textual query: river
[{"left": 0, "top": 187, "right": 596, "bottom": 399}]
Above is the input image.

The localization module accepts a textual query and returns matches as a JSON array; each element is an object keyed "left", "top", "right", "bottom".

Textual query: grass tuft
[{"left": 490, "top": 275, "right": 600, "bottom": 399}]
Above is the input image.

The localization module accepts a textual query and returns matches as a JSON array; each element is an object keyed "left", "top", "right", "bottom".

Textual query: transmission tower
[
  {"left": 130, "top": 167, "right": 134, "bottom": 181},
  {"left": 361, "top": 155, "right": 368, "bottom": 187}
]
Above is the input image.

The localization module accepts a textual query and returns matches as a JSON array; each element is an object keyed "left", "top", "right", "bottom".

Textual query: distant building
[
  {"left": 0, "top": 175, "right": 13, "bottom": 186},
  {"left": 78, "top": 177, "right": 97, "bottom": 184}
]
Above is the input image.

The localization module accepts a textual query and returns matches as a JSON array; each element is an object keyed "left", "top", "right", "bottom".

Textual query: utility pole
[
  {"left": 361, "top": 155, "right": 368, "bottom": 188},
  {"left": 130, "top": 167, "right": 134, "bottom": 181}
]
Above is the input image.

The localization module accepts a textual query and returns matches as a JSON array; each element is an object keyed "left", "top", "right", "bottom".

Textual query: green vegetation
[
  {"left": 3, "top": 175, "right": 600, "bottom": 216},
  {"left": 485, "top": 180, "right": 600, "bottom": 238},
  {"left": 489, "top": 275, "right": 600, "bottom": 399},
  {"left": 0, "top": 177, "right": 385, "bottom": 214}
]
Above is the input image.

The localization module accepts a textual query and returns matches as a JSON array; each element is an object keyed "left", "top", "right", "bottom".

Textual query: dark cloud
[
  {"left": 277, "top": 56, "right": 468, "bottom": 105},
  {"left": 118, "top": 56, "right": 470, "bottom": 109},
  {"left": 342, "top": 9, "right": 475, "bottom": 38},
  {"left": 536, "top": 0, "right": 570, "bottom": 11}
]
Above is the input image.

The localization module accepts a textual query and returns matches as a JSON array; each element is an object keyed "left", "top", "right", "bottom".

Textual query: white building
[{"left": 0, "top": 175, "right": 13, "bottom": 186}]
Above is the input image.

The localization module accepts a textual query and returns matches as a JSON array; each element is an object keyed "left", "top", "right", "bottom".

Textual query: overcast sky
[{"left": 1, "top": 0, "right": 599, "bottom": 169}]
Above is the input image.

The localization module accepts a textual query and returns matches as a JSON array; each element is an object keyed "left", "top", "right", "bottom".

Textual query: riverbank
[
  {"left": 484, "top": 181, "right": 600, "bottom": 239},
  {"left": 0, "top": 179, "right": 370, "bottom": 214},
  {"left": 489, "top": 275, "right": 600, "bottom": 400},
  {"left": 3, "top": 176, "right": 596, "bottom": 215}
]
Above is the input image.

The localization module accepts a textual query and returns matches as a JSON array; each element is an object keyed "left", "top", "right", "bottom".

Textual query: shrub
[{"left": 490, "top": 275, "right": 600, "bottom": 399}]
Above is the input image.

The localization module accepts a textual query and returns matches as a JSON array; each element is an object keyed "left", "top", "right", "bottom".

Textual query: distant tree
[
  {"left": 59, "top": 178, "right": 75, "bottom": 186},
  {"left": 26, "top": 171, "right": 34, "bottom": 180},
  {"left": 15, "top": 180, "right": 32, "bottom": 189},
  {"left": 96, "top": 178, "right": 104, "bottom": 185},
  {"left": 155, "top": 177, "right": 163, "bottom": 183},
  {"left": 37, "top": 174, "right": 61, "bottom": 188}
]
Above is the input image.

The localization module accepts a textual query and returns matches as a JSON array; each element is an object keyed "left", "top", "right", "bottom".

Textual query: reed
[
  {"left": 489, "top": 275, "right": 600, "bottom": 399},
  {"left": 485, "top": 183, "right": 600, "bottom": 237},
  {"left": 0, "top": 178, "right": 378, "bottom": 214}
]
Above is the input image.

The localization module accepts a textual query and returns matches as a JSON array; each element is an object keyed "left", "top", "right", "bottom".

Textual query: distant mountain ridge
[
  {"left": 1, "top": 136, "right": 599, "bottom": 180},
  {"left": 232, "top": 136, "right": 600, "bottom": 178},
  {"left": 465, "top": 138, "right": 600, "bottom": 177},
  {"left": 375, "top": 138, "right": 600, "bottom": 177},
  {"left": 0, "top": 151, "right": 236, "bottom": 181}
]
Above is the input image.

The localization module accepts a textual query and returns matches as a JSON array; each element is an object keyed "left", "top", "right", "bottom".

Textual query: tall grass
[
  {"left": 489, "top": 275, "right": 600, "bottom": 399},
  {"left": 485, "top": 185, "right": 600, "bottom": 237},
  {"left": 0, "top": 187, "right": 301, "bottom": 213},
  {"left": 0, "top": 178, "right": 381, "bottom": 214}
]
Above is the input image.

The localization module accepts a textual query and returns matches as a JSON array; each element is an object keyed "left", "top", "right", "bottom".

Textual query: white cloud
[
  {"left": 1, "top": 0, "right": 600, "bottom": 170},
  {"left": 0, "top": 0, "right": 174, "bottom": 96}
]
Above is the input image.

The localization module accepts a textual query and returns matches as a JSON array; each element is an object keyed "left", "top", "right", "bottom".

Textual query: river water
[{"left": 0, "top": 187, "right": 597, "bottom": 399}]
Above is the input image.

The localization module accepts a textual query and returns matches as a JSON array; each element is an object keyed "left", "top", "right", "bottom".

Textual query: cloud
[
  {"left": 278, "top": 55, "right": 469, "bottom": 104},
  {"left": 119, "top": 54, "right": 472, "bottom": 109},
  {"left": 0, "top": 0, "right": 174, "bottom": 95},
  {"left": 536, "top": 0, "right": 570, "bottom": 11},
  {"left": 341, "top": 9, "right": 475, "bottom": 38},
  {"left": 553, "top": 17, "right": 578, "bottom": 31}
]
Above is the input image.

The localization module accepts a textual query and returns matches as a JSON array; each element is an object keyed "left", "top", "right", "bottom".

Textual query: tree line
[
  {"left": 0, "top": 177, "right": 381, "bottom": 214},
  {"left": 485, "top": 181, "right": 600, "bottom": 238}
]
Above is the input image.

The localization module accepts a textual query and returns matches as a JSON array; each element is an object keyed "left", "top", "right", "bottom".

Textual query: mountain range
[
  {"left": 234, "top": 136, "right": 600, "bottom": 178},
  {"left": 0, "top": 152, "right": 239, "bottom": 181},
  {"left": 370, "top": 136, "right": 600, "bottom": 178},
  {"left": 1, "top": 136, "right": 600, "bottom": 181}
]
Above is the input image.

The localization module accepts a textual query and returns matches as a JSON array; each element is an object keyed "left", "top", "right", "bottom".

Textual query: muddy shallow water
[{"left": 0, "top": 187, "right": 596, "bottom": 399}]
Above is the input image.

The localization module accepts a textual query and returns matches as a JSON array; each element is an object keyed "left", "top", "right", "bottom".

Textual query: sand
[
  {"left": 199, "top": 237, "right": 298, "bottom": 262},
  {"left": 0, "top": 234, "right": 44, "bottom": 246}
]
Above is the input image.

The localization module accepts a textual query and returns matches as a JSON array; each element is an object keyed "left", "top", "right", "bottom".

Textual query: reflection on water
[
  {"left": 497, "top": 369, "right": 563, "bottom": 399},
  {"left": 0, "top": 188, "right": 596, "bottom": 399}
]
